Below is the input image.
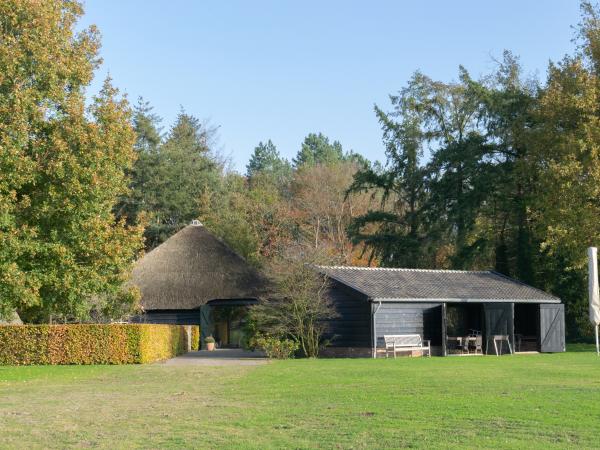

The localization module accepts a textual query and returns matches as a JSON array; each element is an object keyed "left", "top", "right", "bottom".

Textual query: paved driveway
[{"left": 162, "top": 348, "right": 269, "bottom": 366}]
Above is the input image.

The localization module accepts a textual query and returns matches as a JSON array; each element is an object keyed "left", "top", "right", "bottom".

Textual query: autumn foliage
[
  {"left": 0, "top": 0, "right": 143, "bottom": 322},
  {"left": 0, "top": 324, "right": 188, "bottom": 365}
]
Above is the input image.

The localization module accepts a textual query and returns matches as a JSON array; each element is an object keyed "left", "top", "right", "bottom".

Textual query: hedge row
[
  {"left": 0, "top": 324, "right": 189, "bottom": 365},
  {"left": 191, "top": 325, "right": 200, "bottom": 351}
]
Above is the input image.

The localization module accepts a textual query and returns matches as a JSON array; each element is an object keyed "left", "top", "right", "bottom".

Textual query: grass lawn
[{"left": 1, "top": 347, "right": 599, "bottom": 449}]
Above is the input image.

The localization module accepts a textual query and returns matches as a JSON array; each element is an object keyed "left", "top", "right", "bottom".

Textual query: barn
[
  {"left": 130, "top": 222, "right": 270, "bottom": 348},
  {"left": 317, "top": 266, "right": 565, "bottom": 357},
  {"left": 130, "top": 223, "right": 565, "bottom": 357}
]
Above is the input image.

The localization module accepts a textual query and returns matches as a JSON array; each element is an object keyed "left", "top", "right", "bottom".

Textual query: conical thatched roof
[{"left": 132, "top": 224, "right": 269, "bottom": 310}]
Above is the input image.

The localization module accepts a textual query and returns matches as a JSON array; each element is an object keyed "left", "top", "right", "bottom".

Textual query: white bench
[{"left": 384, "top": 334, "right": 431, "bottom": 358}]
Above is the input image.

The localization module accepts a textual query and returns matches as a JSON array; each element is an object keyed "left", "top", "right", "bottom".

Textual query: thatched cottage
[{"left": 131, "top": 222, "right": 269, "bottom": 348}]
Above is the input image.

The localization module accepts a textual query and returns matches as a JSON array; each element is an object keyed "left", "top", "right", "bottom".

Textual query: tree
[
  {"left": 132, "top": 97, "right": 162, "bottom": 154},
  {"left": 247, "top": 140, "right": 291, "bottom": 179},
  {"left": 293, "top": 161, "right": 372, "bottom": 264},
  {"left": 347, "top": 74, "right": 433, "bottom": 267},
  {"left": 0, "top": 0, "right": 143, "bottom": 322},
  {"left": 199, "top": 171, "right": 295, "bottom": 265},
  {"left": 528, "top": 2, "right": 600, "bottom": 336},
  {"left": 251, "top": 258, "right": 336, "bottom": 358},
  {"left": 246, "top": 139, "right": 292, "bottom": 197},
  {"left": 475, "top": 53, "right": 542, "bottom": 281},
  {"left": 293, "top": 132, "right": 344, "bottom": 167},
  {"left": 143, "top": 111, "right": 221, "bottom": 248},
  {"left": 115, "top": 97, "right": 163, "bottom": 225},
  {"left": 348, "top": 64, "right": 541, "bottom": 275}
]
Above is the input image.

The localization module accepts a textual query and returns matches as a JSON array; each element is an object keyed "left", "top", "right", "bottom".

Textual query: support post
[
  {"left": 372, "top": 300, "right": 382, "bottom": 359},
  {"left": 596, "top": 325, "right": 599, "bottom": 357}
]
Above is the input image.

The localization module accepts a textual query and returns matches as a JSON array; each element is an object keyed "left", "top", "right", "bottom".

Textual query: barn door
[
  {"left": 539, "top": 304, "right": 565, "bottom": 353},
  {"left": 483, "top": 303, "right": 514, "bottom": 355}
]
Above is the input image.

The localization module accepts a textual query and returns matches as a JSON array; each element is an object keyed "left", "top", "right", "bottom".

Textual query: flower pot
[{"left": 206, "top": 342, "right": 215, "bottom": 351}]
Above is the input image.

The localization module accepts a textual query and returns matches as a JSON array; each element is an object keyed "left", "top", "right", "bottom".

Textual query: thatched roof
[{"left": 132, "top": 224, "right": 269, "bottom": 310}]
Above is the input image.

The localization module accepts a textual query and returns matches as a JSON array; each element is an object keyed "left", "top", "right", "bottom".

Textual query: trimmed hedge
[
  {"left": 0, "top": 324, "right": 188, "bottom": 365},
  {"left": 191, "top": 325, "right": 200, "bottom": 351}
]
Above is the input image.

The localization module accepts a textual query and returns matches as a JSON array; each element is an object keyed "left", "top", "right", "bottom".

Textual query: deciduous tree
[{"left": 0, "top": 0, "right": 143, "bottom": 322}]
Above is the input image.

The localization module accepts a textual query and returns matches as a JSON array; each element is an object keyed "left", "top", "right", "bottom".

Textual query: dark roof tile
[{"left": 317, "top": 266, "right": 559, "bottom": 303}]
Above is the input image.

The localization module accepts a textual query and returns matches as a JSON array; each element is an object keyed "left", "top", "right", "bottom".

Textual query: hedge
[
  {"left": 0, "top": 324, "right": 189, "bottom": 365},
  {"left": 191, "top": 325, "right": 200, "bottom": 351}
]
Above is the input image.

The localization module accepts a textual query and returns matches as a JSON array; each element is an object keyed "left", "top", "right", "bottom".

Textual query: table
[
  {"left": 447, "top": 336, "right": 477, "bottom": 354},
  {"left": 492, "top": 335, "right": 513, "bottom": 356}
]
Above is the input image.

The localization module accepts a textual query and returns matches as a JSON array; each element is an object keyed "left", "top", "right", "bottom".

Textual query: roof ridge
[
  {"left": 316, "top": 265, "right": 492, "bottom": 274},
  {"left": 489, "top": 271, "right": 560, "bottom": 300}
]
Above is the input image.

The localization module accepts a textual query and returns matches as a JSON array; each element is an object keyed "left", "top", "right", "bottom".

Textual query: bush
[
  {"left": 191, "top": 325, "right": 200, "bottom": 351},
  {"left": 251, "top": 259, "right": 336, "bottom": 357},
  {"left": 252, "top": 334, "right": 299, "bottom": 359},
  {"left": 204, "top": 336, "right": 215, "bottom": 344},
  {"left": 0, "top": 324, "right": 189, "bottom": 365}
]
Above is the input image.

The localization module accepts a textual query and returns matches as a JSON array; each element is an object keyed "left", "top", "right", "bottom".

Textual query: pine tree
[
  {"left": 143, "top": 111, "right": 221, "bottom": 247},
  {"left": 115, "top": 97, "right": 163, "bottom": 225},
  {"left": 293, "top": 133, "right": 344, "bottom": 167},
  {"left": 246, "top": 140, "right": 292, "bottom": 195}
]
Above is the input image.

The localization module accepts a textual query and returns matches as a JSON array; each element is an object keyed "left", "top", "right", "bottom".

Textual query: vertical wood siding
[
  {"left": 132, "top": 310, "right": 201, "bottom": 325},
  {"left": 539, "top": 303, "right": 566, "bottom": 352},
  {"left": 483, "top": 303, "right": 514, "bottom": 355},
  {"left": 324, "top": 282, "right": 372, "bottom": 348},
  {"left": 374, "top": 303, "right": 443, "bottom": 348}
]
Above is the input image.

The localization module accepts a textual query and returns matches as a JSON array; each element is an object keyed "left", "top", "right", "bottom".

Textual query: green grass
[{"left": 1, "top": 347, "right": 599, "bottom": 449}]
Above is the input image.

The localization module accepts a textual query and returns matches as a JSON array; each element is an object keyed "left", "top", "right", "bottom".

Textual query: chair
[
  {"left": 461, "top": 336, "right": 470, "bottom": 354},
  {"left": 472, "top": 335, "right": 482, "bottom": 354}
]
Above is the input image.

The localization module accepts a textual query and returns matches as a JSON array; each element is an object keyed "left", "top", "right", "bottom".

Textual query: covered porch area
[
  {"left": 441, "top": 301, "right": 565, "bottom": 356},
  {"left": 200, "top": 298, "right": 258, "bottom": 349},
  {"left": 371, "top": 300, "right": 565, "bottom": 357}
]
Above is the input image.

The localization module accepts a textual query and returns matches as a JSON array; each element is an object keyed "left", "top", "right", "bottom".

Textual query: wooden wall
[
  {"left": 539, "top": 303, "right": 566, "bottom": 353},
  {"left": 131, "top": 310, "right": 200, "bottom": 325},
  {"left": 323, "top": 281, "right": 372, "bottom": 348},
  {"left": 374, "top": 303, "right": 443, "bottom": 348}
]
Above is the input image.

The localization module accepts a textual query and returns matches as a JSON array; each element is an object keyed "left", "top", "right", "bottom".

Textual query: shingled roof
[
  {"left": 132, "top": 224, "right": 270, "bottom": 310},
  {"left": 317, "top": 266, "right": 560, "bottom": 303}
]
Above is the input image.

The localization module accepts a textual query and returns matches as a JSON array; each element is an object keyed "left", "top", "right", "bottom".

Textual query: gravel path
[{"left": 162, "top": 349, "right": 269, "bottom": 366}]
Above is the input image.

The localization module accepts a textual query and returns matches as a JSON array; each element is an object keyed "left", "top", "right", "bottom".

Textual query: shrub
[
  {"left": 191, "top": 325, "right": 200, "bottom": 351},
  {"left": 252, "top": 334, "right": 299, "bottom": 359},
  {"left": 0, "top": 324, "right": 189, "bottom": 365},
  {"left": 204, "top": 335, "right": 215, "bottom": 344},
  {"left": 251, "top": 260, "right": 336, "bottom": 357}
]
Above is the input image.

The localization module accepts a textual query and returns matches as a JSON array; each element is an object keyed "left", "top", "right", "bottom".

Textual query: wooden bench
[{"left": 384, "top": 334, "right": 431, "bottom": 358}]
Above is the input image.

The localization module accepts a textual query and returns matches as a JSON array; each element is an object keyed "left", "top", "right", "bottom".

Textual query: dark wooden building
[
  {"left": 130, "top": 223, "right": 270, "bottom": 348},
  {"left": 317, "top": 266, "right": 565, "bottom": 357}
]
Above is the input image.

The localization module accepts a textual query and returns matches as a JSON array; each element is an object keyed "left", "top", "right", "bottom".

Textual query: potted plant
[{"left": 204, "top": 336, "right": 216, "bottom": 351}]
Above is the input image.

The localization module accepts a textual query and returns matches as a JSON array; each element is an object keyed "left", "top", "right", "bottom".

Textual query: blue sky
[{"left": 81, "top": 1, "right": 581, "bottom": 172}]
